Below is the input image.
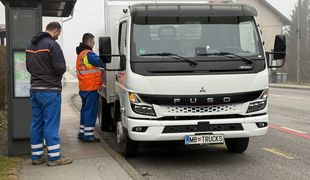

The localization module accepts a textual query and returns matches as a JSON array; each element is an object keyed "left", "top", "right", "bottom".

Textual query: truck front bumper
[{"left": 126, "top": 114, "right": 268, "bottom": 141}]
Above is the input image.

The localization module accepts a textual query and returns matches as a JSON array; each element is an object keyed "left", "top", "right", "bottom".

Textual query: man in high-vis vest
[
  {"left": 76, "top": 33, "right": 104, "bottom": 143},
  {"left": 26, "top": 22, "right": 73, "bottom": 166}
]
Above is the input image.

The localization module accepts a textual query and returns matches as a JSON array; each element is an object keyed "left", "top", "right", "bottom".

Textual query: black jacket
[
  {"left": 26, "top": 32, "right": 66, "bottom": 93},
  {"left": 76, "top": 42, "right": 92, "bottom": 55}
]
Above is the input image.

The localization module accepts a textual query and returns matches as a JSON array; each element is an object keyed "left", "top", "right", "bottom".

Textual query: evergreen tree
[{"left": 282, "top": 0, "right": 310, "bottom": 83}]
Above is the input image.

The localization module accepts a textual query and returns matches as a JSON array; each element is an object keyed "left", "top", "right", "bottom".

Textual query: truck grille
[
  {"left": 161, "top": 103, "right": 242, "bottom": 115},
  {"left": 162, "top": 123, "right": 243, "bottom": 133}
]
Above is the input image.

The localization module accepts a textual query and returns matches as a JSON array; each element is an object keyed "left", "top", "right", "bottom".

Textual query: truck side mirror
[
  {"left": 99, "top": 37, "right": 112, "bottom": 63},
  {"left": 273, "top": 35, "right": 286, "bottom": 60},
  {"left": 98, "top": 36, "right": 126, "bottom": 71},
  {"left": 266, "top": 35, "right": 286, "bottom": 68}
]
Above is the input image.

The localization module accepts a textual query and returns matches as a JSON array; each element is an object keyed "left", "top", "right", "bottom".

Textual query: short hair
[
  {"left": 82, "top": 33, "right": 95, "bottom": 44},
  {"left": 46, "top": 22, "right": 61, "bottom": 31}
]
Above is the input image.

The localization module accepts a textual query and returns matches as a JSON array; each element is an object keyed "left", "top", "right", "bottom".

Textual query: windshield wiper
[
  {"left": 140, "top": 52, "right": 198, "bottom": 67},
  {"left": 199, "top": 52, "right": 254, "bottom": 65}
]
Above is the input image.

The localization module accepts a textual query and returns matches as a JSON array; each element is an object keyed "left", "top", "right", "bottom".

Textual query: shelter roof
[{"left": 1, "top": 0, "right": 76, "bottom": 17}]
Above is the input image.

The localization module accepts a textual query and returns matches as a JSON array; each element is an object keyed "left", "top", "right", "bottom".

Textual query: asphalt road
[{"left": 95, "top": 87, "right": 310, "bottom": 180}]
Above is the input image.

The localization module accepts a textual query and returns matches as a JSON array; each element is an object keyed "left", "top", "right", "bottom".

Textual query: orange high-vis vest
[{"left": 76, "top": 50, "right": 102, "bottom": 91}]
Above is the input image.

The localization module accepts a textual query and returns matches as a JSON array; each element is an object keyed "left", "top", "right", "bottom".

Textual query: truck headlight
[
  {"left": 246, "top": 89, "right": 268, "bottom": 113},
  {"left": 129, "top": 92, "right": 156, "bottom": 116}
]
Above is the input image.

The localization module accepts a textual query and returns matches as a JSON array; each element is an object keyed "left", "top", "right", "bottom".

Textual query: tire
[
  {"left": 111, "top": 101, "right": 120, "bottom": 132},
  {"left": 225, "top": 138, "right": 249, "bottom": 153},
  {"left": 116, "top": 102, "right": 138, "bottom": 157},
  {"left": 122, "top": 132, "right": 139, "bottom": 158},
  {"left": 116, "top": 121, "right": 124, "bottom": 144},
  {"left": 98, "top": 95, "right": 113, "bottom": 131}
]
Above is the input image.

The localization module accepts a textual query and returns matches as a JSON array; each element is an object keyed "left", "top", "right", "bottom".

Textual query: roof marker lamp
[
  {"left": 247, "top": 89, "right": 268, "bottom": 113},
  {"left": 129, "top": 92, "right": 156, "bottom": 116}
]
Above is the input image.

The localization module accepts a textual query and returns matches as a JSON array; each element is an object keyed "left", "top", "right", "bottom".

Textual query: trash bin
[
  {"left": 277, "top": 73, "right": 282, "bottom": 83},
  {"left": 271, "top": 71, "right": 277, "bottom": 83},
  {"left": 282, "top": 73, "right": 287, "bottom": 83}
]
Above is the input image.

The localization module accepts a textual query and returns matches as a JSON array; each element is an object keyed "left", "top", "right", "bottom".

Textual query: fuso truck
[{"left": 97, "top": 1, "right": 286, "bottom": 157}]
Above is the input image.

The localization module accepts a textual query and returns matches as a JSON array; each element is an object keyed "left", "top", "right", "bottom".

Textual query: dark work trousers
[{"left": 77, "top": 90, "right": 98, "bottom": 140}]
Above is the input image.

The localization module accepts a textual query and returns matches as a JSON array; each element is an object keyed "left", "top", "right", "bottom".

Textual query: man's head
[
  {"left": 46, "top": 22, "right": 62, "bottom": 40},
  {"left": 82, "top": 33, "right": 95, "bottom": 49}
]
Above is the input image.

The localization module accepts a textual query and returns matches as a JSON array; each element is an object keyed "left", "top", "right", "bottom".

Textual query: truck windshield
[{"left": 132, "top": 16, "right": 262, "bottom": 60}]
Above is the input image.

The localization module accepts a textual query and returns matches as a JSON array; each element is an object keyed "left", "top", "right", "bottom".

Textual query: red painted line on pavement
[{"left": 269, "top": 125, "right": 310, "bottom": 139}]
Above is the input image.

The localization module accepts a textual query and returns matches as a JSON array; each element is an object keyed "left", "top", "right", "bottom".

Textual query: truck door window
[
  {"left": 239, "top": 18, "right": 258, "bottom": 53},
  {"left": 118, "top": 21, "right": 127, "bottom": 54}
]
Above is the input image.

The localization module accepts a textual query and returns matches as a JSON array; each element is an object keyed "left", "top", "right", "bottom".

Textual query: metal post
[
  {"left": 5, "top": 0, "right": 13, "bottom": 156},
  {"left": 297, "top": 0, "right": 301, "bottom": 83},
  {"left": 38, "top": 0, "right": 43, "bottom": 32}
]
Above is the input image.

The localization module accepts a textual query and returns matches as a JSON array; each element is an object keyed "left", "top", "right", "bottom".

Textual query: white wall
[
  {"left": 43, "top": 17, "right": 64, "bottom": 49},
  {"left": 0, "top": 4, "right": 5, "bottom": 24},
  {"left": 62, "top": 0, "right": 104, "bottom": 67},
  {"left": 0, "top": 3, "right": 5, "bottom": 45}
]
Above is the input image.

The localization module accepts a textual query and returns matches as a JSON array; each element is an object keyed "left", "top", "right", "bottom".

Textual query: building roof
[
  {"left": 1, "top": 0, "right": 76, "bottom": 17},
  {"left": 258, "top": 0, "right": 291, "bottom": 25}
]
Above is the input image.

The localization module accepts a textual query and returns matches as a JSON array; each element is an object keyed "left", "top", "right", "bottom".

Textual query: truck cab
[{"left": 98, "top": 3, "right": 286, "bottom": 157}]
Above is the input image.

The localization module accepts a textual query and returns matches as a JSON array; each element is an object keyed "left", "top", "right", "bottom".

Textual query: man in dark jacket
[{"left": 26, "top": 21, "right": 72, "bottom": 166}]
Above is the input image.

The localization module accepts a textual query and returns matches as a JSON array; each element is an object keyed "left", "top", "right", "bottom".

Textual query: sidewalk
[
  {"left": 18, "top": 72, "right": 144, "bottom": 180},
  {"left": 269, "top": 83, "right": 310, "bottom": 90}
]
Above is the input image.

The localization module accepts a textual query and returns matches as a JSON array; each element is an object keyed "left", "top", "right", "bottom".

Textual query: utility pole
[{"left": 297, "top": 0, "right": 301, "bottom": 83}]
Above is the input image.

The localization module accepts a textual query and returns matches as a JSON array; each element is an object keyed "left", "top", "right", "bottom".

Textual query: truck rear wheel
[
  {"left": 225, "top": 138, "right": 249, "bottom": 153},
  {"left": 122, "top": 132, "right": 139, "bottom": 158},
  {"left": 98, "top": 95, "right": 113, "bottom": 131}
]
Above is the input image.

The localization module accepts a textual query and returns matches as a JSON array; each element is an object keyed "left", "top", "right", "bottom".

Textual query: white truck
[{"left": 97, "top": 0, "right": 286, "bottom": 157}]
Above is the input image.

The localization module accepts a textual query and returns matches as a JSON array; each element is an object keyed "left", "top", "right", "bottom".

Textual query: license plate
[{"left": 185, "top": 134, "right": 224, "bottom": 145}]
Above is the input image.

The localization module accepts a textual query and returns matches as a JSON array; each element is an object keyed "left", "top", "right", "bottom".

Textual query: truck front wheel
[
  {"left": 225, "top": 138, "right": 249, "bottom": 153},
  {"left": 122, "top": 132, "right": 139, "bottom": 158}
]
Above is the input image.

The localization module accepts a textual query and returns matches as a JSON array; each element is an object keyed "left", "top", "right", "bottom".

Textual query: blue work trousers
[
  {"left": 77, "top": 90, "right": 98, "bottom": 140},
  {"left": 30, "top": 92, "right": 62, "bottom": 161}
]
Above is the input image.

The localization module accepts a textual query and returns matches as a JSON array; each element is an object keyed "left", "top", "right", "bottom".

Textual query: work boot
[
  {"left": 32, "top": 154, "right": 47, "bottom": 165},
  {"left": 82, "top": 137, "right": 100, "bottom": 143},
  {"left": 47, "top": 157, "right": 73, "bottom": 166}
]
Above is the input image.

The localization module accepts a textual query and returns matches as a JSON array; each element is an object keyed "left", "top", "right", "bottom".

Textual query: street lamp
[{"left": 297, "top": 0, "right": 301, "bottom": 83}]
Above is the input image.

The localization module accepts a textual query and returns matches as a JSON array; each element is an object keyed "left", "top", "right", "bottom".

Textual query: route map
[{"left": 14, "top": 52, "right": 30, "bottom": 97}]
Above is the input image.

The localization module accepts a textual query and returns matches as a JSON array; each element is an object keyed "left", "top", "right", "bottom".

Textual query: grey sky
[{"left": 267, "top": 0, "right": 298, "bottom": 19}]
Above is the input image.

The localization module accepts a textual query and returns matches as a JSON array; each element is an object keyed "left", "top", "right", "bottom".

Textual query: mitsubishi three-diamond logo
[{"left": 199, "top": 87, "right": 206, "bottom": 92}]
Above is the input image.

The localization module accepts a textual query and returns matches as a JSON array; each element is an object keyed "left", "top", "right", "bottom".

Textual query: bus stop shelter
[{"left": 1, "top": 0, "right": 76, "bottom": 156}]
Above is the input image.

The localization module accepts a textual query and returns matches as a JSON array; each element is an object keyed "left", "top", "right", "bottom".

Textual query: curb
[{"left": 269, "top": 84, "right": 310, "bottom": 90}]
